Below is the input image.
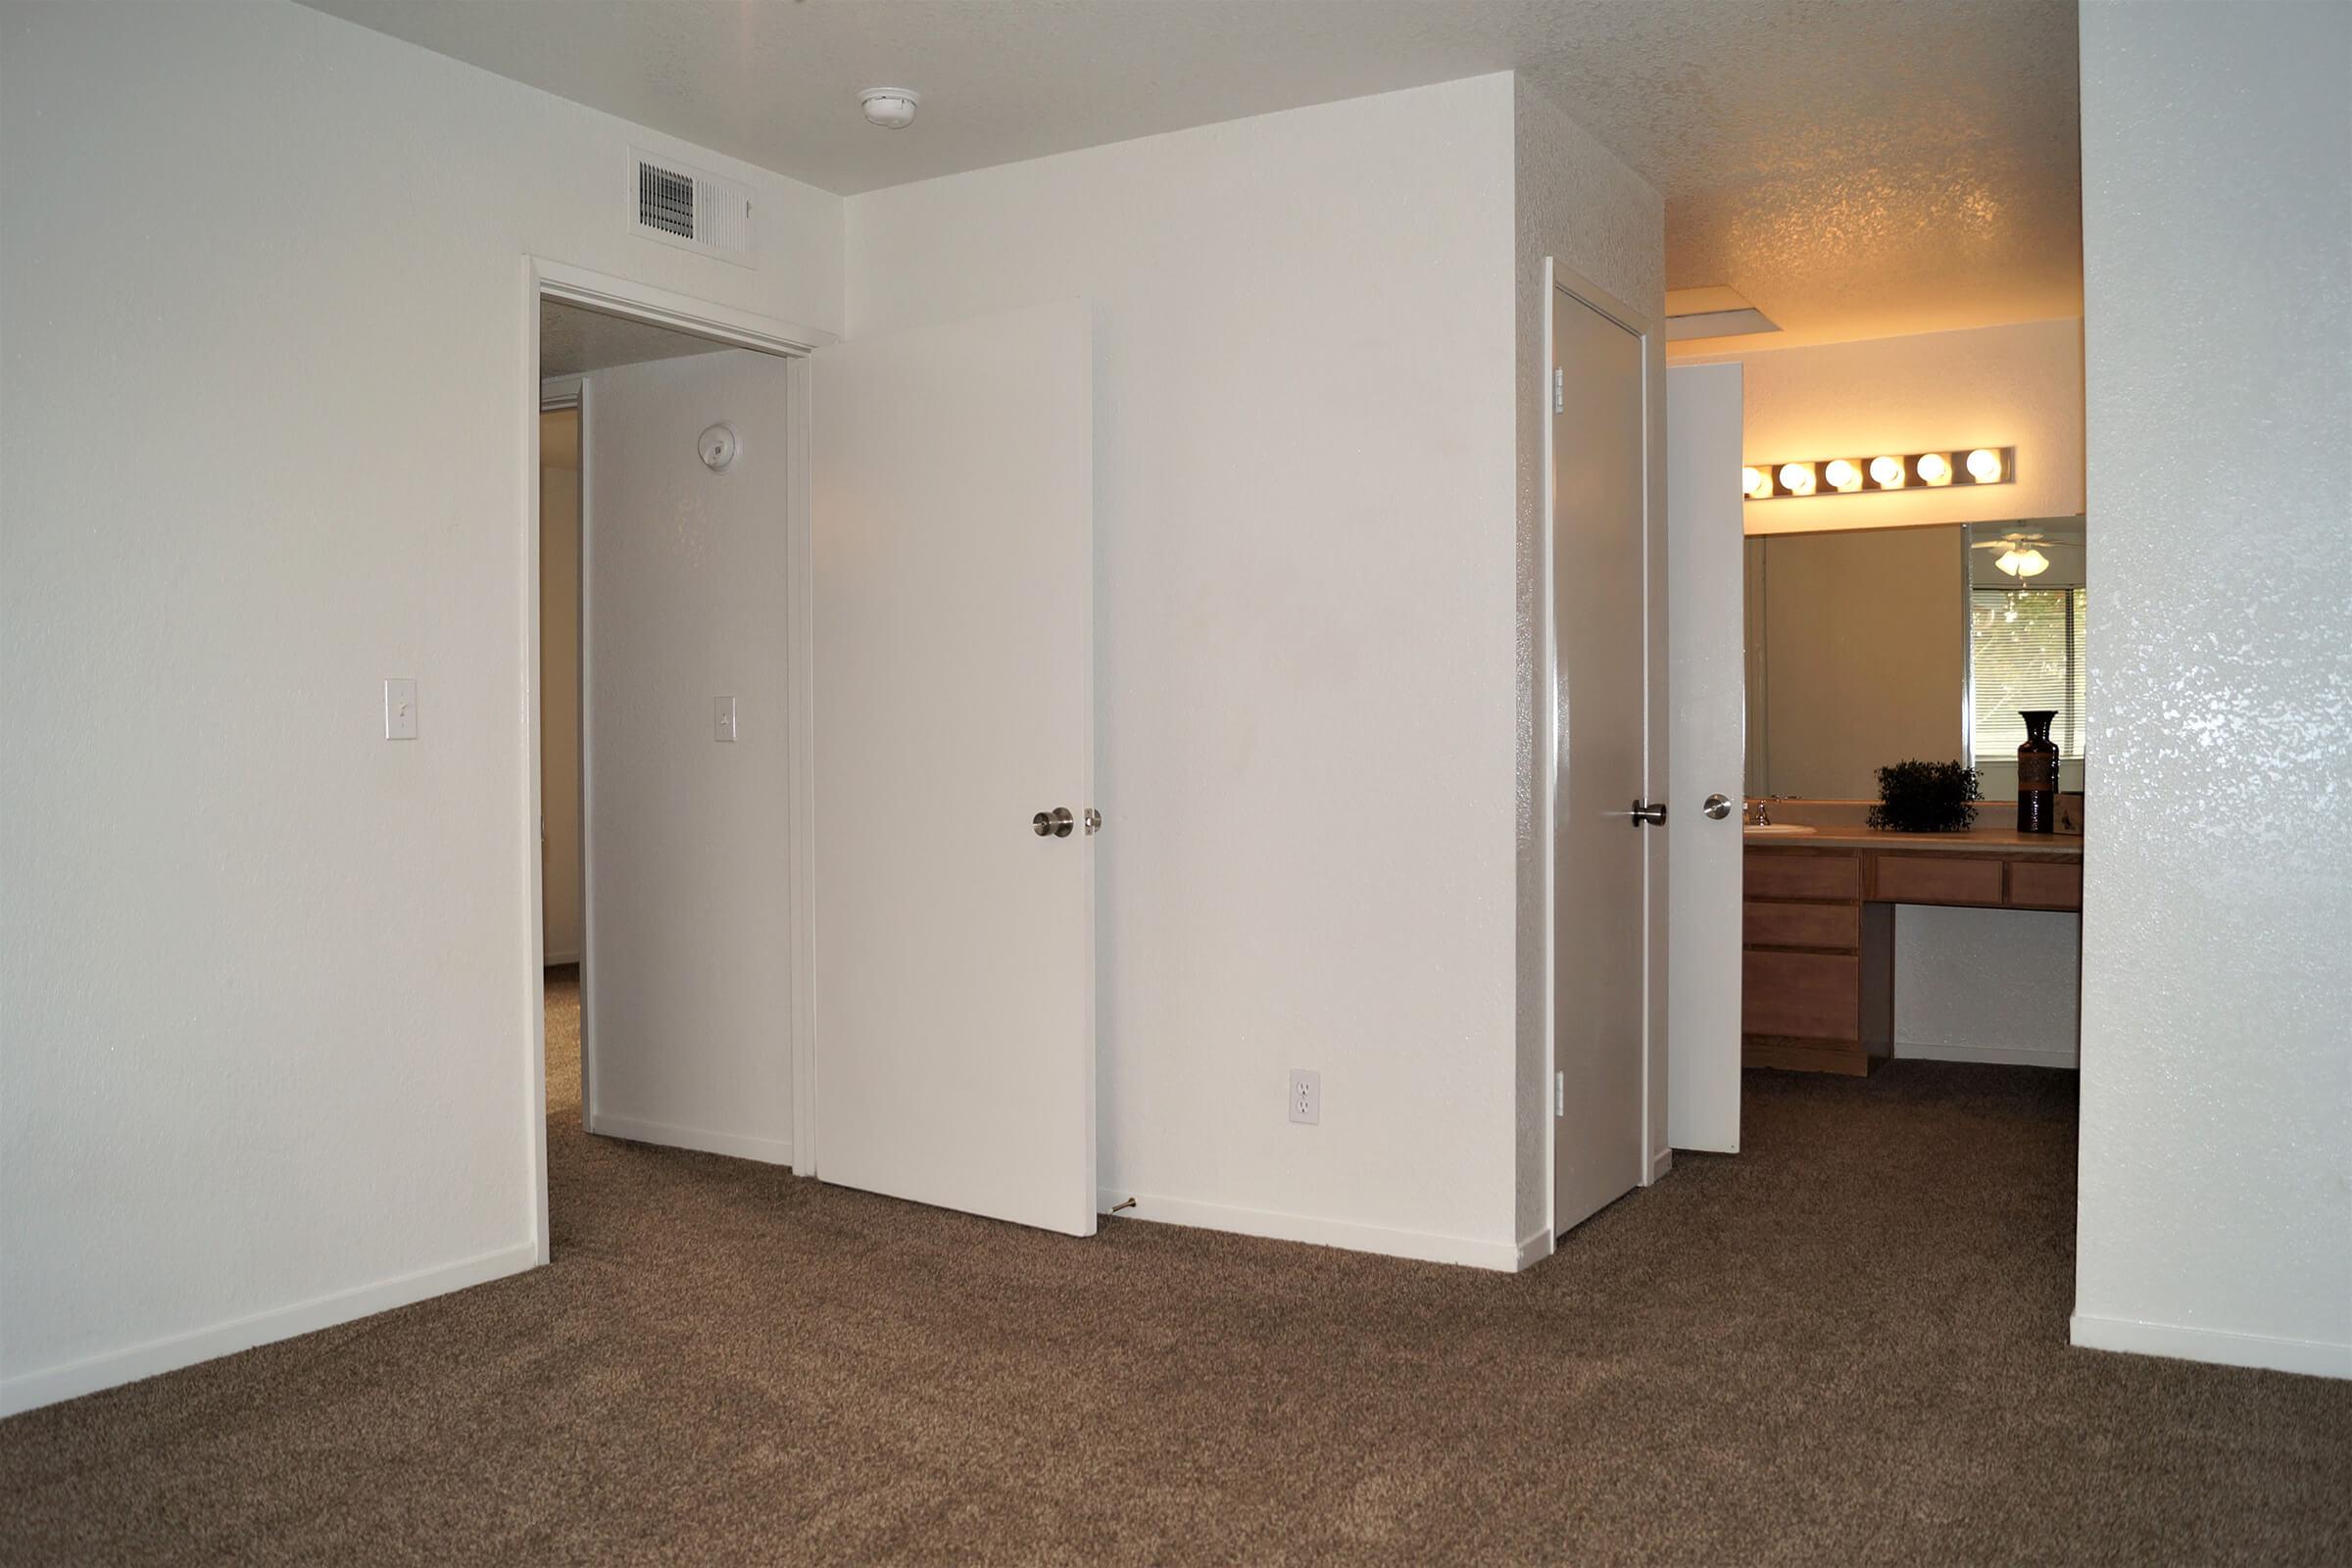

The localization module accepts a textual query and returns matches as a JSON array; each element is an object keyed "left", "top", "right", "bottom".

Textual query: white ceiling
[
  {"left": 540, "top": 299, "right": 732, "bottom": 378},
  {"left": 307, "top": 0, "right": 2082, "bottom": 351}
]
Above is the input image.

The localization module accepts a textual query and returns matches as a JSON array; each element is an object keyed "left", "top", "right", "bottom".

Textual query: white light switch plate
[
  {"left": 384, "top": 678, "right": 417, "bottom": 740},
  {"left": 714, "top": 696, "right": 737, "bottom": 742}
]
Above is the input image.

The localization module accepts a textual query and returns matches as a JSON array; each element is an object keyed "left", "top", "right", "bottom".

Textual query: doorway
[{"left": 520, "top": 265, "right": 1102, "bottom": 1255}]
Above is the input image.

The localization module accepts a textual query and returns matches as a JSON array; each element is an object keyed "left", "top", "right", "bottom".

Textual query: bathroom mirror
[{"left": 1743, "top": 515, "right": 2087, "bottom": 801}]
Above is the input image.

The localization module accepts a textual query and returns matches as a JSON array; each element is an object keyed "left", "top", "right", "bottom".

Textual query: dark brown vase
[{"left": 2017, "top": 710, "right": 2059, "bottom": 834}]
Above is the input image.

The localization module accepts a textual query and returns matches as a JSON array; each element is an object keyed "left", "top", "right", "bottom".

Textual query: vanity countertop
[{"left": 1746, "top": 825, "right": 2083, "bottom": 857}]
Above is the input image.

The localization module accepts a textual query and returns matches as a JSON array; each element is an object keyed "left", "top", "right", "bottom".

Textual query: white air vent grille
[{"left": 628, "top": 148, "right": 757, "bottom": 268}]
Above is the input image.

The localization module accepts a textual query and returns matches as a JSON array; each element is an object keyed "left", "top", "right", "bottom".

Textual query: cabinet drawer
[
  {"left": 2008, "top": 860, "right": 2082, "bottom": 909},
  {"left": 1744, "top": 852, "right": 1862, "bottom": 901},
  {"left": 1743, "top": 901, "right": 1860, "bottom": 951},
  {"left": 1873, "top": 855, "right": 2003, "bottom": 906},
  {"left": 1742, "top": 950, "right": 1860, "bottom": 1041}
]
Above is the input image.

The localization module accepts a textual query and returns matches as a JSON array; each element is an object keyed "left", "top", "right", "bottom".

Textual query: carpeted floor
[{"left": 4, "top": 972, "right": 2346, "bottom": 1565}]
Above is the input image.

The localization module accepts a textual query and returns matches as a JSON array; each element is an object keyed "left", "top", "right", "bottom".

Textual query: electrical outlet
[{"left": 1288, "top": 1068, "right": 1320, "bottom": 1126}]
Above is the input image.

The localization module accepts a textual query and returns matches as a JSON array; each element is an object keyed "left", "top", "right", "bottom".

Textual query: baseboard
[
  {"left": 588, "top": 1112, "right": 792, "bottom": 1166},
  {"left": 542, "top": 951, "right": 581, "bottom": 967},
  {"left": 1895, "top": 1042, "right": 2079, "bottom": 1069},
  {"left": 1647, "top": 1147, "right": 1675, "bottom": 1185},
  {"left": 2071, "top": 1312, "right": 2352, "bottom": 1380},
  {"left": 0, "top": 1240, "right": 540, "bottom": 1418},
  {"left": 1098, "top": 1188, "right": 1518, "bottom": 1271},
  {"left": 1515, "top": 1224, "right": 1554, "bottom": 1271}
]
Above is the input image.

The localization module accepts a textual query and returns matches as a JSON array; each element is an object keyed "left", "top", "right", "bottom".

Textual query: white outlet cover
[{"left": 1288, "top": 1068, "right": 1320, "bottom": 1126}]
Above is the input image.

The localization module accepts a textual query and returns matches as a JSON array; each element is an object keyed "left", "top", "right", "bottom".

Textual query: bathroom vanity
[{"left": 1742, "top": 828, "right": 2083, "bottom": 1075}]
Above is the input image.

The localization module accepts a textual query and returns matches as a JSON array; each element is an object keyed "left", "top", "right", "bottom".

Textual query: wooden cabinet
[{"left": 1742, "top": 841, "right": 2082, "bottom": 1075}]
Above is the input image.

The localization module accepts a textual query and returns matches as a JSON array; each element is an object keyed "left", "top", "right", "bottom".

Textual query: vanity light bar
[{"left": 1741, "top": 447, "right": 2013, "bottom": 501}]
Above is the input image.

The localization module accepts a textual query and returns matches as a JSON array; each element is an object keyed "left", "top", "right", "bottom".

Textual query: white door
[
  {"left": 1552, "top": 285, "right": 1650, "bottom": 1236},
  {"left": 811, "top": 301, "right": 1097, "bottom": 1237},
  {"left": 1665, "top": 365, "right": 1745, "bottom": 1153}
]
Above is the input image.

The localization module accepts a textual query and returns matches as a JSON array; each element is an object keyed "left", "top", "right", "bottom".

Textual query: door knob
[
  {"left": 1625, "top": 799, "right": 1667, "bottom": 826},
  {"left": 1033, "top": 807, "right": 1075, "bottom": 838},
  {"left": 1702, "top": 793, "right": 1734, "bottom": 820}
]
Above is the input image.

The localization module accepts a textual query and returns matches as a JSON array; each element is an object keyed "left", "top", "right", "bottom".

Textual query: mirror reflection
[{"left": 1743, "top": 516, "right": 2087, "bottom": 803}]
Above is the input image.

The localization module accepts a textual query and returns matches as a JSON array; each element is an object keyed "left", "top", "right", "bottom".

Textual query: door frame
[
  {"left": 1541, "top": 257, "right": 1670, "bottom": 1247},
  {"left": 520, "top": 258, "right": 829, "bottom": 1262}
]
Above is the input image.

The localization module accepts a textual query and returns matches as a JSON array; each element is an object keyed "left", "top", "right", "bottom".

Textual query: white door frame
[
  {"left": 1540, "top": 257, "right": 1670, "bottom": 1246},
  {"left": 520, "top": 257, "right": 829, "bottom": 1262}
]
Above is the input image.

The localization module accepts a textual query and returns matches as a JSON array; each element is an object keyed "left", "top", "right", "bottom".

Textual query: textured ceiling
[
  {"left": 306, "top": 0, "right": 2082, "bottom": 350},
  {"left": 540, "top": 299, "right": 732, "bottom": 378}
]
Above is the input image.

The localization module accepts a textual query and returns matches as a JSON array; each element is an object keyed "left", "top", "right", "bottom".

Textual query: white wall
[
  {"left": 581, "top": 352, "right": 795, "bottom": 1162},
  {"left": 1892, "top": 907, "right": 2079, "bottom": 1067},
  {"left": 2072, "top": 0, "right": 2352, "bottom": 1378},
  {"left": 846, "top": 75, "right": 1531, "bottom": 1265},
  {"left": 1686, "top": 318, "right": 2084, "bottom": 537},
  {"left": 1515, "top": 81, "right": 1668, "bottom": 1244},
  {"left": 0, "top": 1, "right": 842, "bottom": 1411},
  {"left": 539, "top": 412, "right": 583, "bottom": 963}
]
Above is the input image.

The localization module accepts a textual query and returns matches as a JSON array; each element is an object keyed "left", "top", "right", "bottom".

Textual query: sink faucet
[{"left": 1746, "top": 796, "right": 1777, "bottom": 826}]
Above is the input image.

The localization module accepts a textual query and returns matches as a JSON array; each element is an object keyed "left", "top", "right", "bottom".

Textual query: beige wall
[
  {"left": 1687, "top": 318, "right": 2083, "bottom": 538},
  {"left": 1746, "top": 525, "right": 1966, "bottom": 799},
  {"left": 539, "top": 408, "right": 582, "bottom": 964}
]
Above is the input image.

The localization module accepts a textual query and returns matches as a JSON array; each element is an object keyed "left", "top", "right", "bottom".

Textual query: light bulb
[
  {"left": 1742, "top": 466, "right": 1771, "bottom": 500},
  {"left": 1966, "top": 448, "right": 2004, "bottom": 483},
  {"left": 1917, "top": 452, "right": 1953, "bottom": 486},
  {"left": 1778, "top": 462, "right": 1816, "bottom": 497},
  {"left": 1869, "top": 455, "right": 1906, "bottom": 488},
  {"left": 1824, "top": 459, "right": 1863, "bottom": 493},
  {"left": 2012, "top": 547, "right": 2049, "bottom": 577},
  {"left": 1995, "top": 548, "right": 2025, "bottom": 576}
]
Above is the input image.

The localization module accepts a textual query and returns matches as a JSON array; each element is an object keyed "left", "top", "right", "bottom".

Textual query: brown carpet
[{"left": 4, "top": 972, "right": 2346, "bottom": 1565}]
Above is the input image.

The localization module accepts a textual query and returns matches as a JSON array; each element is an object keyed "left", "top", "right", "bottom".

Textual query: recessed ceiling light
[{"left": 859, "top": 88, "right": 920, "bottom": 129}]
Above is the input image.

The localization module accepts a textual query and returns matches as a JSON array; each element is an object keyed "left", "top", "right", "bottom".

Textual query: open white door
[
  {"left": 811, "top": 301, "right": 1097, "bottom": 1237},
  {"left": 1665, "top": 364, "right": 1745, "bottom": 1153}
]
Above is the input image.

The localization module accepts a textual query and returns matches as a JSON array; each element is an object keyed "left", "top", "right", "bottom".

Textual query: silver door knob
[
  {"left": 1625, "top": 800, "right": 1667, "bottom": 826},
  {"left": 1702, "top": 793, "right": 1734, "bottom": 820},
  {"left": 1033, "top": 807, "right": 1075, "bottom": 838}
]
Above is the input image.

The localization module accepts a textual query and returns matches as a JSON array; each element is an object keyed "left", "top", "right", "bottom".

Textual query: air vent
[{"left": 627, "top": 148, "right": 758, "bottom": 269}]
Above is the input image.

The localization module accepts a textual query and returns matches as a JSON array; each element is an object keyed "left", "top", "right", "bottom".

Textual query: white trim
[
  {"left": 2070, "top": 1313, "right": 2352, "bottom": 1380},
  {"left": 542, "top": 951, "right": 581, "bottom": 967},
  {"left": 533, "top": 259, "right": 830, "bottom": 355},
  {"left": 1648, "top": 1146, "right": 1675, "bottom": 1185},
  {"left": 0, "top": 1242, "right": 539, "bottom": 1417},
  {"left": 785, "top": 356, "right": 817, "bottom": 1177},
  {"left": 591, "top": 1115, "right": 793, "bottom": 1167},
  {"left": 1895, "top": 1042, "right": 2080, "bottom": 1069},
  {"left": 1100, "top": 1189, "right": 1519, "bottom": 1272},
  {"left": 1516, "top": 1225, "right": 1555, "bottom": 1271},
  {"left": 522, "top": 262, "right": 553, "bottom": 1265},
  {"left": 539, "top": 374, "right": 584, "bottom": 408}
]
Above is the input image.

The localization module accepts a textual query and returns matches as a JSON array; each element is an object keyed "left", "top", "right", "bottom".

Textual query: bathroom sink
[{"left": 1742, "top": 823, "right": 1819, "bottom": 837}]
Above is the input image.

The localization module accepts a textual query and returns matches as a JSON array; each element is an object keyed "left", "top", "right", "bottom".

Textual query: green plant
[{"left": 1869, "top": 760, "right": 1981, "bottom": 833}]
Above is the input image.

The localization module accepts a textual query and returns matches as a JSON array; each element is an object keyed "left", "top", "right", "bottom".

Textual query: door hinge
[
  {"left": 1554, "top": 1070, "right": 1565, "bottom": 1117},
  {"left": 1552, "top": 367, "right": 1564, "bottom": 415}
]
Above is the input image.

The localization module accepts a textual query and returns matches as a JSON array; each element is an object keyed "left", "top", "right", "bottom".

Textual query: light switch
[
  {"left": 715, "top": 696, "right": 737, "bottom": 743},
  {"left": 384, "top": 678, "right": 417, "bottom": 740}
]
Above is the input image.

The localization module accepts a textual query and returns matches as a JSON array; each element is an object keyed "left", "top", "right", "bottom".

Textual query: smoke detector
[{"left": 859, "top": 88, "right": 920, "bottom": 129}]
